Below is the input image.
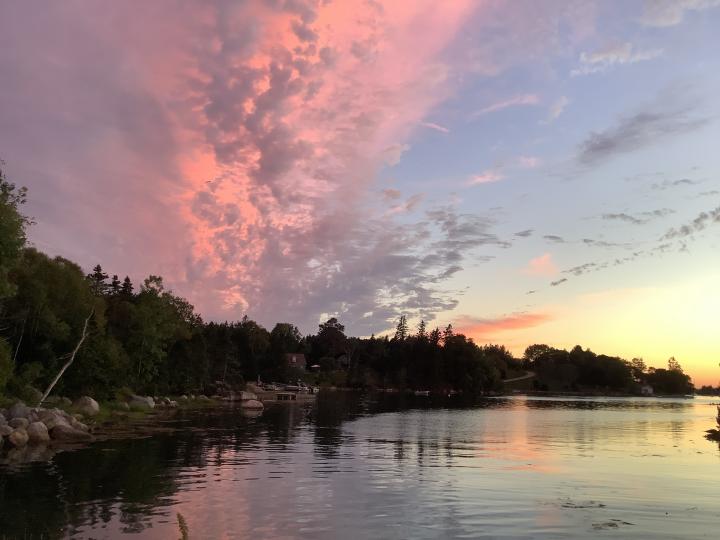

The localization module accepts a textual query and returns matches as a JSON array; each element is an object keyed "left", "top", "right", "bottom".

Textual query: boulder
[
  {"left": 1, "top": 425, "right": 13, "bottom": 437},
  {"left": 7, "top": 401, "right": 31, "bottom": 420},
  {"left": 240, "top": 399, "right": 264, "bottom": 410},
  {"left": 0, "top": 413, "right": 7, "bottom": 426},
  {"left": 9, "top": 428, "right": 29, "bottom": 447},
  {"left": 59, "top": 397, "right": 72, "bottom": 407},
  {"left": 198, "top": 394, "right": 210, "bottom": 401},
  {"left": 9, "top": 417, "right": 29, "bottom": 430},
  {"left": 129, "top": 395, "right": 155, "bottom": 409},
  {"left": 73, "top": 396, "right": 100, "bottom": 417},
  {"left": 50, "top": 424, "right": 92, "bottom": 442},
  {"left": 39, "top": 409, "right": 72, "bottom": 430},
  {"left": 71, "top": 419, "right": 89, "bottom": 432},
  {"left": 240, "top": 391, "right": 258, "bottom": 401},
  {"left": 27, "top": 422, "right": 51, "bottom": 444},
  {"left": 179, "top": 395, "right": 188, "bottom": 401}
]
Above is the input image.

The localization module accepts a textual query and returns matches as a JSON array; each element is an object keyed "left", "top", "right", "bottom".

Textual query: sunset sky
[{"left": 1, "top": 1, "right": 718, "bottom": 385}]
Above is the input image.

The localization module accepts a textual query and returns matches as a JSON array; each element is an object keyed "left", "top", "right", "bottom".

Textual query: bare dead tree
[{"left": 37, "top": 309, "right": 94, "bottom": 407}]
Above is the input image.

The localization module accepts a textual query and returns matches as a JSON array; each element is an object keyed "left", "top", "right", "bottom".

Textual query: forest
[{"left": 0, "top": 165, "right": 694, "bottom": 402}]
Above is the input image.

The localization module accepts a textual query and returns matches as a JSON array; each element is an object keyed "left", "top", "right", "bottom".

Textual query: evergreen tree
[
  {"left": 429, "top": 327, "right": 441, "bottom": 346},
  {"left": 110, "top": 274, "right": 121, "bottom": 295},
  {"left": 442, "top": 324, "right": 454, "bottom": 343},
  {"left": 87, "top": 264, "right": 109, "bottom": 296},
  {"left": 394, "top": 315, "right": 408, "bottom": 341},
  {"left": 120, "top": 276, "right": 134, "bottom": 298},
  {"left": 417, "top": 319, "right": 427, "bottom": 339}
]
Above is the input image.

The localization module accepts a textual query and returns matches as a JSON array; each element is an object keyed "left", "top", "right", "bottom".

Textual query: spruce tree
[
  {"left": 120, "top": 276, "right": 134, "bottom": 299},
  {"left": 417, "top": 319, "right": 427, "bottom": 339},
  {"left": 110, "top": 274, "right": 121, "bottom": 295},
  {"left": 87, "top": 264, "right": 109, "bottom": 296},
  {"left": 394, "top": 315, "right": 408, "bottom": 341}
]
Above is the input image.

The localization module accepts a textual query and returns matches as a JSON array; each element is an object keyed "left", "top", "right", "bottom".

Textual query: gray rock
[
  {"left": 118, "top": 402, "right": 130, "bottom": 411},
  {"left": 70, "top": 419, "right": 89, "bottom": 432},
  {"left": 9, "top": 428, "right": 29, "bottom": 447},
  {"left": 1, "top": 425, "right": 13, "bottom": 437},
  {"left": 39, "top": 409, "right": 72, "bottom": 430},
  {"left": 27, "top": 422, "right": 51, "bottom": 444},
  {"left": 240, "top": 391, "right": 258, "bottom": 401},
  {"left": 59, "top": 397, "right": 72, "bottom": 407},
  {"left": 9, "top": 417, "right": 29, "bottom": 430},
  {"left": 129, "top": 395, "right": 155, "bottom": 409},
  {"left": 0, "top": 413, "right": 7, "bottom": 426},
  {"left": 179, "top": 395, "right": 188, "bottom": 401},
  {"left": 198, "top": 394, "right": 210, "bottom": 401},
  {"left": 73, "top": 396, "right": 100, "bottom": 417},
  {"left": 7, "top": 401, "right": 31, "bottom": 420},
  {"left": 240, "top": 399, "right": 264, "bottom": 410},
  {"left": 50, "top": 424, "right": 92, "bottom": 442}
]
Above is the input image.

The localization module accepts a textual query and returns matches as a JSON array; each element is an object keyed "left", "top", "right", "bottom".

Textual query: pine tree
[
  {"left": 394, "top": 315, "right": 408, "bottom": 341},
  {"left": 442, "top": 323, "right": 454, "bottom": 344},
  {"left": 110, "top": 274, "right": 121, "bottom": 295},
  {"left": 429, "top": 327, "right": 441, "bottom": 345},
  {"left": 87, "top": 264, "right": 109, "bottom": 296},
  {"left": 120, "top": 276, "right": 134, "bottom": 299},
  {"left": 417, "top": 319, "right": 427, "bottom": 339}
]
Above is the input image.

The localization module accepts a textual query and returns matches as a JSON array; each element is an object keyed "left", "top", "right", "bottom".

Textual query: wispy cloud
[
  {"left": 420, "top": 121, "right": 450, "bottom": 134},
  {"left": 578, "top": 100, "right": 709, "bottom": 165},
  {"left": 602, "top": 208, "right": 674, "bottom": 225},
  {"left": 640, "top": 0, "right": 720, "bottom": 27},
  {"left": 518, "top": 156, "right": 541, "bottom": 168},
  {"left": 471, "top": 94, "right": 540, "bottom": 118},
  {"left": 514, "top": 229, "right": 534, "bottom": 238},
  {"left": 571, "top": 42, "right": 662, "bottom": 76},
  {"left": 546, "top": 96, "right": 569, "bottom": 122},
  {"left": 523, "top": 253, "right": 558, "bottom": 276},
  {"left": 661, "top": 205, "right": 720, "bottom": 239},
  {"left": 454, "top": 312, "right": 552, "bottom": 340},
  {"left": 652, "top": 178, "right": 700, "bottom": 190},
  {"left": 550, "top": 278, "right": 568, "bottom": 287},
  {"left": 543, "top": 235, "right": 566, "bottom": 243},
  {"left": 382, "top": 188, "right": 402, "bottom": 200},
  {"left": 468, "top": 170, "right": 504, "bottom": 186}
]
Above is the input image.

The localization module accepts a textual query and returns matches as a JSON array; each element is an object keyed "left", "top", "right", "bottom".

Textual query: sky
[{"left": 1, "top": 0, "right": 719, "bottom": 385}]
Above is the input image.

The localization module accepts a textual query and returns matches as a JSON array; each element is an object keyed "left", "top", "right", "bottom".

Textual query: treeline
[
  {"left": 0, "top": 165, "right": 695, "bottom": 400},
  {"left": 522, "top": 344, "right": 694, "bottom": 395}
]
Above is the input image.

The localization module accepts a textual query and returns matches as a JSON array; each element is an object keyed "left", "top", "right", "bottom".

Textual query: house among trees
[
  {"left": 285, "top": 353, "right": 307, "bottom": 371},
  {"left": 640, "top": 383, "right": 654, "bottom": 396}
]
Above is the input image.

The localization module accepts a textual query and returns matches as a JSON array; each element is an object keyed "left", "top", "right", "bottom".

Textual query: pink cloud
[
  {"left": 0, "top": 1, "right": 604, "bottom": 334},
  {"left": 455, "top": 312, "right": 552, "bottom": 341},
  {"left": 468, "top": 170, "right": 504, "bottom": 186},
  {"left": 523, "top": 253, "right": 558, "bottom": 276},
  {"left": 518, "top": 156, "right": 541, "bottom": 168},
  {"left": 471, "top": 94, "right": 540, "bottom": 118},
  {"left": 421, "top": 121, "right": 450, "bottom": 134}
]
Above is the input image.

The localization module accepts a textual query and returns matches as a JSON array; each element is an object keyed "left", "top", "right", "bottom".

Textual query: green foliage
[
  {"left": 0, "top": 163, "right": 29, "bottom": 299},
  {"left": 0, "top": 339, "right": 13, "bottom": 393},
  {"left": 0, "top": 167, "right": 699, "bottom": 400}
]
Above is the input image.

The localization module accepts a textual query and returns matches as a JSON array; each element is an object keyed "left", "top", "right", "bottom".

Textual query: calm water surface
[{"left": 1, "top": 393, "right": 719, "bottom": 539}]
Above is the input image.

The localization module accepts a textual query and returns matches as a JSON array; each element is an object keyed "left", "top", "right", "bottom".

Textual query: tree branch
[{"left": 38, "top": 309, "right": 94, "bottom": 407}]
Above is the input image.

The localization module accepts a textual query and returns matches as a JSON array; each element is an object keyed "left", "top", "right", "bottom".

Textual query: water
[{"left": 1, "top": 393, "right": 718, "bottom": 539}]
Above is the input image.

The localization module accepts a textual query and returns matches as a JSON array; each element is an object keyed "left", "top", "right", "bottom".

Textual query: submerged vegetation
[{"left": 0, "top": 164, "right": 694, "bottom": 402}]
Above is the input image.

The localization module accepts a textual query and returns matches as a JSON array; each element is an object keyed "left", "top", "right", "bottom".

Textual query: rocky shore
[{"left": 0, "top": 389, "right": 266, "bottom": 465}]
